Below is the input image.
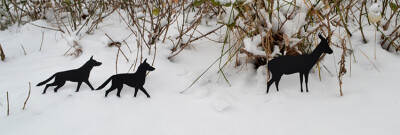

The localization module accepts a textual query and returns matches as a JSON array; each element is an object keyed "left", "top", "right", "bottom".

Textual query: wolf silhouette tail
[
  {"left": 37, "top": 74, "right": 56, "bottom": 86},
  {"left": 96, "top": 76, "right": 113, "bottom": 90}
]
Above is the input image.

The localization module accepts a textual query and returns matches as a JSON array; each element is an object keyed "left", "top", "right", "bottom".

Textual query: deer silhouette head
[{"left": 318, "top": 33, "right": 333, "bottom": 54}]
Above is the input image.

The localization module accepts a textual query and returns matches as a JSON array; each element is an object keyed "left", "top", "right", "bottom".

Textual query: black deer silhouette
[
  {"left": 37, "top": 56, "right": 102, "bottom": 94},
  {"left": 266, "top": 33, "right": 333, "bottom": 93},
  {"left": 96, "top": 59, "right": 155, "bottom": 98}
]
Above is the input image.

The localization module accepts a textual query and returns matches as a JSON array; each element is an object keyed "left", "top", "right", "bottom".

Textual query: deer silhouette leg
[
  {"left": 105, "top": 85, "right": 117, "bottom": 97},
  {"left": 305, "top": 72, "right": 309, "bottom": 92},
  {"left": 53, "top": 81, "right": 66, "bottom": 93},
  {"left": 299, "top": 73, "right": 304, "bottom": 92},
  {"left": 139, "top": 87, "right": 151, "bottom": 98},
  {"left": 275, "top": 74, "right": 282, "bottom": 92},
  {"left": 75, "top": 82, "right": 82, "bottom": 92},
  {"left": 266, "top": 77, "right": 275, "bottom": 93},
  {"left": 116, "top": 85, "right": 123, "bottom": 97}
]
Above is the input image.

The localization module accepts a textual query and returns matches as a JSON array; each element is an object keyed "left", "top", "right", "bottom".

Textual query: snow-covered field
[{"left": 1, "top": 7, "right": 400, "bottom": 135}]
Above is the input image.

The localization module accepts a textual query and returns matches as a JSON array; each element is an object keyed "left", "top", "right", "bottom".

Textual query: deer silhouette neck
[{"left": 309, "top": 44, "right": 325, "bottom": 62}]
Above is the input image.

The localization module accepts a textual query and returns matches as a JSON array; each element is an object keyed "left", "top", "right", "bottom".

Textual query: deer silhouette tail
[
  {"left": 37, "top": 74, "right": 56, "bottom": 86},
  {"left": 96, "top": 76, "right": 113, "bottom": 90}
]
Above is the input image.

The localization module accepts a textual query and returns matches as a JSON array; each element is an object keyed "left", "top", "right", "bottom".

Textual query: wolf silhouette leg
[
  {"left": 43, "top": 83, "right": 57, "bottom": 94},
  {"left": 105, "top": 85, "right": 117, "bottom": 97},
  {"left": 116, "top": 85, "right": 123, "bottom": 97},
  {"left": 53, "top": 81, "right": 66, "bottom": 93},
  {"left": 134, "top": 88, "right": 139, "bottom": 97},
  {"left": 85, "top": 81, "right": 95, "bottom": 90},
  {"left": 75, "top": 82, "right": 82, "bottom": 92},
  {"left": 139, "top": 87, "right": 151, "bottom": 98}
]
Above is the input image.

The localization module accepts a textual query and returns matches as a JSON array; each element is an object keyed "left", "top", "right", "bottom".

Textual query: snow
[
  {"left": 215, "top": 0, "right": 235, "bottom": 5},
  {"left": 220, "top": 5, "right": 238, "bottom": 26},
  {"left": 1, "top": 4, "right": 400, "bottom": 135},
  {"left": 271, "top": 46, "right": 282, "bottom": 56},
  {"left": 243, "top": 34, "right": 265, "bottom": 56},
  {"left": 368, "top": 3, "right": 382, "bottom": 23},
  {"left": 212, "top": 94, "right": 234, "bottom": 112},
  {"left": 243, "top": 0, "right": 253, "bottom": 5},
  {"left": 369, "top": 3, "right": 381, "bottom": 13},
  {"left": 136, "top": 12, "right": 145, "bottom": 19}
]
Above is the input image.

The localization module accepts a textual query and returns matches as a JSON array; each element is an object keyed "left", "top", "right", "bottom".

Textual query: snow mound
[
  {"left": 193, "top": 88, "right": 210, "bottom": 99},
  {"left": 368, "top": 3, "right": 382, "bottom": 23},
  {"left": 212, "top": 94, "right": 236, "bottom": 112},
  {"left": 243, "top": 34, "right": 264, "bottom": 56}
]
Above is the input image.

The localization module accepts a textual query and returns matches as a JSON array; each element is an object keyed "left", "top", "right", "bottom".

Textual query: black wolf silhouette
[
  {"left": 97, "top": 59, "right": 155, "bottom": 98},
  {"left": 37, "top": 56, "right": 102, "bottom": 94},
  {"left": 266, "top": 33, "right": 333, "bottom": 93}
]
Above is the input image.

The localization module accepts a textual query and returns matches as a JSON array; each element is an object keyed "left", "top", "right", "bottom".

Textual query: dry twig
[
  {"left": 7, "top": 91, "right": 10, "bottom": 116},
  {"left": 21, "top": 44, "right": 26, "bottom": 55},
  {"left": 0, "top": 44, "right": 5, "bottom": 61},
  {"left": 23, "top": 82, "right": 31, "bottom": 110}
]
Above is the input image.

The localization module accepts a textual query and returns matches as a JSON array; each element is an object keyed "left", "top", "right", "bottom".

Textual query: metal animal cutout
[
  {"left": 97, "top": 59, "right": 155, "bottom": 98},
  {"left": 37, "top": 56, "right": 102, "bottom": 94},
  {"left": 266, "top": 33, "right": 333, "bottom": 93}
]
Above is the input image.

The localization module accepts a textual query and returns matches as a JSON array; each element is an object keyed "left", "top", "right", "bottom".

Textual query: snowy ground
[{"left": 1, "top": 12, "right": 400, "bottom": 135}]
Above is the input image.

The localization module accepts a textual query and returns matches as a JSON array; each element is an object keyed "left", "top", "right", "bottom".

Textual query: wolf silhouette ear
[
  {"left": 90, "top": 55, "right": 93, "bottom": 60},
  {"left": 144, "top": 58, "right": 147, "bottom": 63}
]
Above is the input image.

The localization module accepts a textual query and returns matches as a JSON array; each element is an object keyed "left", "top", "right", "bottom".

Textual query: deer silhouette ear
[{"left": 318, "top": 33, "right": 325, "bottom": 41}]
